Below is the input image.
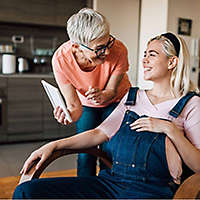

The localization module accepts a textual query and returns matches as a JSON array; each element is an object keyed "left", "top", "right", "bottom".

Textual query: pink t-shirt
[
  {"left": 52, "top": 40, "right": 131, "bottom": 107},
  {"left": 97, "top": 90, "right": 200, "bottom": 184}
]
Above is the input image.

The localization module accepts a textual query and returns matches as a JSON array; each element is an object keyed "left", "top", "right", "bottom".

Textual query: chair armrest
[
  {"left": 173, "top": 172, "right": 200, "bottom": 199},
  {"left": 19, "top": 147, "right": 112, "bottom": 185}
]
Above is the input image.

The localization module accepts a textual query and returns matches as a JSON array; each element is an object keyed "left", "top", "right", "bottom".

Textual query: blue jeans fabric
[
  {"left": 13, "top": 88, "right": 198, "bottom": 199},
  {"left": 76, "top": 103, "right": 119, "bottom": 176},
  {"left": 13, "top": 170, "right": 173, "bottom": 199},
  {"left": 13, "top": 176, "right": 116, "bottom": 199}
]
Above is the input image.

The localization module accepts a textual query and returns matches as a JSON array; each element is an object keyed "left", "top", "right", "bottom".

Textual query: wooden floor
[{"left": 0, "top": 169, "right": 76, "bottom": 199}]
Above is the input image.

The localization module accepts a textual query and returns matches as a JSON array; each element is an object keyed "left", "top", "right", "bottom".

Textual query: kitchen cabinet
[
  {"left": 0, "top": 77, "right": 7, "bottom": 88},
  {"left": 0, "top": 78, "right": 7, "bottom": 142},
  {"left": 0, "top": 0, "right": 90, "bottom": 26},
  {"left": 0, "top": 75, "right": 76, "bottom": 143},
  {"left": 7, "top": 78, "right": 43, "bottom": 142}
]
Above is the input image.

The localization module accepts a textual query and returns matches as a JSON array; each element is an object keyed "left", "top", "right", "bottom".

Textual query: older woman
[
  {"left": 52, "top": 8, "right": 131, "bottom": 176},
  {"left": 13, "top": 32, "right": 200, "bottom": 199}
]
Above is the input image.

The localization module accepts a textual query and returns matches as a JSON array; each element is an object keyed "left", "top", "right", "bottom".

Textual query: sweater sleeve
[
  {"left": 183, "top": 96, "right": 200, "bottom": 149},
  {"left": 52, "top": 54, "right": 71, "bottom": 85}
]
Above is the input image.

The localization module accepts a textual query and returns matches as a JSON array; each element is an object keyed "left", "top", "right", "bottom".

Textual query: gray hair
[
  {"left": 67, "top": 8, "right": 110, "bottom": 45},
  {"left": 148, "top": 34, "right": 199, "bottom": 97}
]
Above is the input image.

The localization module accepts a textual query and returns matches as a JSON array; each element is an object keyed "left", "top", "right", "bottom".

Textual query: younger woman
[{"left": 13, "top": 32, "right": 200, "bottom": 199}]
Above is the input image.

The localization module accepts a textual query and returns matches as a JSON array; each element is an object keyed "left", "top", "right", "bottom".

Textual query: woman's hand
[
  {"left": 54, "top": 106, "right": 71, "bottom": 125},
  {"left": 85, "top": 86, "right": 116, "bottom": 105},
  {"left": 20, "top": 142, "right": 56, "bottom": 175},
  {"left": 85, "top": 86, "right": 104, "bottom": 105},
  {"left": 129, "top": 117, "right": 180, "bottom": 138}
]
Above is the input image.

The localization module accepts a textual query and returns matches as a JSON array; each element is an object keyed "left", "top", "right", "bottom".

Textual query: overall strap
[
  {"left": 124, "top": 87, "right": 139, "bottom": 106},
  {"left": 169, "top": 91, "right": 199, "bottom": 118}
]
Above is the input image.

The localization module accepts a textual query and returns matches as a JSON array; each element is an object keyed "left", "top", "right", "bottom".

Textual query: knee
[
  {"left": 13, "top": 181, "right": 36, "bottom": 199},
  {"left": 13, "top": 182, "right": 27, "bottom": 199}
]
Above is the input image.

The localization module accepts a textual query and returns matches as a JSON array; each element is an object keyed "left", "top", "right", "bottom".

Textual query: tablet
[{"left": 41, "top": 80, "right": 72, "bottom": 123}]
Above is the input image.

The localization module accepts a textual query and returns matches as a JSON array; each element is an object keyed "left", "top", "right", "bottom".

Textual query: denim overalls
[{"left": 98, "top": 87, "right": 198, "bottom": 199}]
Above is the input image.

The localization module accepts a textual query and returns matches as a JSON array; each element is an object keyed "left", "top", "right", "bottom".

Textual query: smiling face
[{"left": 142, "top": 40, "right": 172, "bottom": 82}]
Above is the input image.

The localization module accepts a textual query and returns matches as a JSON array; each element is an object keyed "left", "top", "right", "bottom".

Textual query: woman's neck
[{"left": 146, "top": 82, "right": 175, "bottom": 105}]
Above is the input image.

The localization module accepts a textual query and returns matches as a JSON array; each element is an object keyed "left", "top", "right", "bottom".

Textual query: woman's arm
[
  {"left": 167, "top": 126, "right": 200, "bottom": 172},
  {"left": 54, "top": 128, "right": 108, "bottom": 150},
  {"left": 55, "top": 83, "right": 83, "bottom": 123},
  {"left": 21, "top": 128, "right": 108, "bottom": 174}
]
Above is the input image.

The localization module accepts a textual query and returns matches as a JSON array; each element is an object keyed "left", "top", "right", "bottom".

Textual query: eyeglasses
[{"left": 80, "top": 35, "right": 115, "bottom": 57}]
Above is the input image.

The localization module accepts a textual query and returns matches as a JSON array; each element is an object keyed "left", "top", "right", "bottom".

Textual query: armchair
[{"left": 19, "top": 147, "right": 200, "bottom": 199}]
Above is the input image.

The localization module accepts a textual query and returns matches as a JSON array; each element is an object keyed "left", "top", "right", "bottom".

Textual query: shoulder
[
  {"left": 52, "top": 41, "right": 74, "bottom": 69},
  {"left": 186, "top": 94, "right": 200, "bottom": 108},
  {"left": 113, "top": 39, "right": 128, "bottom": 54},
  {"left": 52, "top": 41, "right": 72, "bottom": 61},
  {"left": 183, "top": 94, "right": 200, "bottom": 120},
  {"left": 106, "top": 39, "right": 129, "bottom": 66},
  {"left": 108, "top": 39, "right": 128, "bottom": 59}
]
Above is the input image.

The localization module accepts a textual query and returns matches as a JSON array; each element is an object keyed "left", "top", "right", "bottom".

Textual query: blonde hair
[
  {"left": 149, "top": 34, "right": 199, "bottom": 97},
  {"left": 67, "top": 8, "right": 110, "bottom": 45}
]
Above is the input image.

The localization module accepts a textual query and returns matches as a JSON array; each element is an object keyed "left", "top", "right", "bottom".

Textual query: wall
[
  {"left": 138, "top": 0, "right": 200, "bottom": 89},
  {"left": 93, "top": 0, "right": 140, "bottom": 85},
  {"left": 168, "top": 0, "right": 200, "bottom": 38},
  {"left": 137, "top": 0, "right": 168, "bottom": 89},
  {"left": 168, "top": 0, "right": 200, "bottom": 87},
  {"left": 167, "top": 0, "right": 200, "bottom": 49}
]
